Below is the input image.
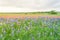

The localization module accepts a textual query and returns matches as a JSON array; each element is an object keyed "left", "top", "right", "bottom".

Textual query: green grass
[
  {"left": 0, "top": 12, "right": 60, "bottom": 16},
  {"left": 0, "top": 18, "right": 60, "bottom": 40}
]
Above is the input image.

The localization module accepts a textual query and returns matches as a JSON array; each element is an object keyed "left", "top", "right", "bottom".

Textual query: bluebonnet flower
[
  {"left": 25, "top": 17, "right": 29, "bottom": 20},
  {"left": 9, "top": 18, "right": 16, "bottom": 22},
  {"left": 0, "top": 18, "right": 4, "bottom": 22},
  {"left": 32, "top": 37, "right": 34, "bottom": 40}
]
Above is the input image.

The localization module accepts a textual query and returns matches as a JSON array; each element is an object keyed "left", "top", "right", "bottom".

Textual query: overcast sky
[{"left": 0, "top": 0, "right": 60, "bottom": 12}]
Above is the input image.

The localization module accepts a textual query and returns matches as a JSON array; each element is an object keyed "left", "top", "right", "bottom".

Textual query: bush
[{"left": 50, "top": 10, "right": 57, "bottom": 14}]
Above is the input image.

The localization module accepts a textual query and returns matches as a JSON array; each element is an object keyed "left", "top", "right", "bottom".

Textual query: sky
[{"left": 0, "top": 0, "right": 60, "bottom": 12}]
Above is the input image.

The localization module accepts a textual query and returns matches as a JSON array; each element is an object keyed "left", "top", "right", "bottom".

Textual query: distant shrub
[{"left": 50, "top": 10, "right": 57, "bottom": 14}]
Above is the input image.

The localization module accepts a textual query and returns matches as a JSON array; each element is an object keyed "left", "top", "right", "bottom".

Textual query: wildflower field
[{"left": 0, "top": 13, "right": 60, "bottom": 40}]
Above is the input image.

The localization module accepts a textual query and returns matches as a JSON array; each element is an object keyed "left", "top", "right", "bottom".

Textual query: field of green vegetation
[
  {"left": 0, "top": 17, "right": 60, "bottom": 40},
  {"left": 0, "top": 10, "right": 60, "bottom": 16}
]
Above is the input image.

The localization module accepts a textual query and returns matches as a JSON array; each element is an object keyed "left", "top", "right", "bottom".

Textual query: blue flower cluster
[{"left": 0, "top": 17, "right": 60, "bottom": 40}]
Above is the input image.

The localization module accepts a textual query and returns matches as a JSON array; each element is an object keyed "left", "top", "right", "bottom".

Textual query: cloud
[
  {"left": 0, "top": 7, "right": 40, "bottom": 12},
  {"left": 0, "top": 0, "right": 60, "bottom": 12}
]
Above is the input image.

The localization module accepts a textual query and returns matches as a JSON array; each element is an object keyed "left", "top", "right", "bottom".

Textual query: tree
[{"left": 50, "top": 10, "right": 57, "bottom": 14}]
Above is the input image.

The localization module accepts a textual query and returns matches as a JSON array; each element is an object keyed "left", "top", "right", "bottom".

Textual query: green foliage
[
  {"left": 50, "top": 10, "right": 57, "bottom": 14},
  {"left": 0, "top": 18, "right": 60, "bottom": 40}
]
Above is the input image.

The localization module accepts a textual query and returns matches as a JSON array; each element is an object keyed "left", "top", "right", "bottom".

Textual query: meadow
[
  {"left": 0, "top": 17, "right": 60, "bottom": 40},
  {"left": 0, "top": 12, "right": 60, "bottom": 40}
]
